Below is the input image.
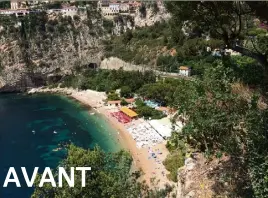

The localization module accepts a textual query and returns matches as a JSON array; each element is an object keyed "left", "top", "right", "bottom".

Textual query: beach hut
[
  {"left": 125, "top": 98, "right": 135, "bottom": 104},
  {"left": 107, "top": 100, "right": 121, "bottom": 106}
]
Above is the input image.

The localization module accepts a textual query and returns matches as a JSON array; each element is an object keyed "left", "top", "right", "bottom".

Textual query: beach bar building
[
  {"left": 110, "top": 106, "right": 138, "bottom": 124},
  {"left": 120, "top": 107, "right": 138, "bottom": 119}
]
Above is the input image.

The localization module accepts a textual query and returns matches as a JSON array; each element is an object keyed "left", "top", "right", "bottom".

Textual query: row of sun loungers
[
  {"left": 127, "top": 122, "right": 164, "bottom": 148},
  {"left": 110, "top": 112, "right": 131, "bottom": 123}
]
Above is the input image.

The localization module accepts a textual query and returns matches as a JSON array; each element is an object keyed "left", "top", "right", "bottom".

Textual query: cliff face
[
  {"left": 0, "top": 3, "right": 171, "bottom": 92},
  {"left": 0, "top": 8, "right": 103, "bottom": 92},
  {"left": 133, "top": 3, "right": 170, "bottom": 27}
]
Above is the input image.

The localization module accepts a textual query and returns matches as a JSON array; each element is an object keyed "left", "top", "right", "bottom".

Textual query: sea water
[{"left": 0, "top": 93, "right": 120, "bottom": 198}]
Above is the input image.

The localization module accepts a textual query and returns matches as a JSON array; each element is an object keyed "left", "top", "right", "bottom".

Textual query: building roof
[
  {"left": 179, "top": 66, "right": 190, "bottom": 70},
  {"left": 157, "top": 106, "right": 170, "bottom": 112},
  {"left": 107, "top": 100, "right": 121, "bottom": 104},
  {"left": 125, "top": 98, "right": 135, "bottom": 103},
  {"left": 120, "top": 107, "right": 138, "bottom": 118}
]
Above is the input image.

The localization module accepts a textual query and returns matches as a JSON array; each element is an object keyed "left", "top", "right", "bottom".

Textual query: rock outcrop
[
  {"left": 112, "top": 2, "right": 170, "bottom": 36},
  {"left": 100, "top": 57, "right": 147, "bottom": 71},
  {"left": 134, "top": 3, "right": 170, "bottom": 27}
]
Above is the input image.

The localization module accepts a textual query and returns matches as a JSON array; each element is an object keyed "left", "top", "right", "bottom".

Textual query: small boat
[
  {"left": 52, "top": 147, "right": 62, "bottom": 152},
  {"left": 90, "top": 112, "right": 95, "bottom": 115},
  {"left": 53, "top": 131, "right": 57, "bottom": 134}
]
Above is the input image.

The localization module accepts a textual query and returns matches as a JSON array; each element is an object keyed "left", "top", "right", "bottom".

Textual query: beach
[{"left": 28, "top": 87, "right": 174, "bottom": 188}]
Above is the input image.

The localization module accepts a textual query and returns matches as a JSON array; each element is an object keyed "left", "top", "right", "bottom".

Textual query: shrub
[
  {"left": 120, "top": 86, "right": 133, "bottom": 98},
  {"left": 156, "top": 55, "right": 178, "bottom": 72},
  {"left": 61, "top": 75, "right": 79, "bottom": 88},
  {"left": 163, "top": 150, "right": 184, "bottom": 182},
  {"left": 107, "top": 93, "right": 120, "bottom": 101},
  {"left": 103, "top": 18, "right": 113, "bottom": 34},
  {"left": 120, "top": 99, "right": 128, "bottom": 106},
  {"left": 135, "top": 105, "right": 164, "bottom": 120},
  {"left": 73, "top": 15, "right": 81, "bottom": 23}
]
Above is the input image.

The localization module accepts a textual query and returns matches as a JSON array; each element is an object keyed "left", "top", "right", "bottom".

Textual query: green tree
[
  {"left": 120, "top": 99, "right": 128, "bottom": 106},
  {"left": 120, "top": 86, "right": 132, "bottom": 98},
  {"left": 107, "top": 92, "right": 120, "bottom": 101},
  {"left": 103, "top": 18, "right": 114, "bottom": 34},
  {"left": 163, "top": 150, "right": 184, "bottom": 182},
  {"left": 165, "top": 2, "right": 268, "bottom": 67},
  {"left": 135, "top": 105, "right": 164, "bottom": 120},
  {"left": 138, "top": 81, "right": 177, "bottom": 106},
  {"left": 0, "top": 1, "right": 10, "bottom": 9}
]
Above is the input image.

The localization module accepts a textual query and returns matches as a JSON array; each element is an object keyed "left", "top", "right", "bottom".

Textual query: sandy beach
[{"left": 28, "top": 87, "right": 174, "bottom": 188}]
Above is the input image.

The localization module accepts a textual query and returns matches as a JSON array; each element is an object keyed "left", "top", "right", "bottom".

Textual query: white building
[
  {"left": 46, "top": 6, "right": 78, "bottom": 17},
  {"left": 61, "top": 6, "right": 78, "bottom": 17},
  {"left": 119, "top": 3, "right": 129, "bottom": 13},
  {"left": 0, "top": 9, "right": 29, "bottom": 17},
  {"left": 179, "top": 66, "right": 191, "bottom": 77},
  {"left": 98, "top": 1, "right": 138, "bottom": 17},
  {"left": 10, "top": 1, "right": 19, "bottom": 10},
  {"left": 109, "top": 3, "right": 120, "bottom": 12}
]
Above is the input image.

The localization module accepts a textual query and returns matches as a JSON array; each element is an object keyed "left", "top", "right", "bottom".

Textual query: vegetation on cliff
[{"left": 59, "top": 69, "right": 156, "bottom": 92}]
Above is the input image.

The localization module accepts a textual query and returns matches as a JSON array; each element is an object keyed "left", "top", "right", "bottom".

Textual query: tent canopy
[{"left": 120, "top": 107, "right": 138, "bottom": 118}]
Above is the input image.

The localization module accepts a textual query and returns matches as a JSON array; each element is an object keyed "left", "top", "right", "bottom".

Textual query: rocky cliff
[
  {"left": 113, "top": 2, "right": 170, "bottom": 36},
  {"left": 134, "top": 2, "right": 170, "bottom": 27},
  {"left": 0, "top": 7, "right": 103, "bottom": 92},
  {"left": 0, "top": 2, "right": 171, "bottom": 92}
]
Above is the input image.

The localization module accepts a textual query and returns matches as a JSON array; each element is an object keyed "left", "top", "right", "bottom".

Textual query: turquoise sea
[{"left": 0, "top": 93, "right": 121, "bottom": 198}]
